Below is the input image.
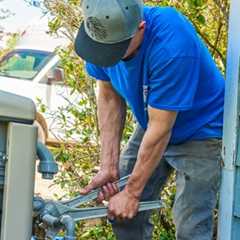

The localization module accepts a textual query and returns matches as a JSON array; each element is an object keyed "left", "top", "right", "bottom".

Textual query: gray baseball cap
[{"left": 75, "top": 0, "right": 143, "bottom": 67}]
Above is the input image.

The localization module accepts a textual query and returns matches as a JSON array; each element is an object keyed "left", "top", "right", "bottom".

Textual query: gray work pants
[{"left": 112, "top": 125, "right": 222, "bottom": 240}]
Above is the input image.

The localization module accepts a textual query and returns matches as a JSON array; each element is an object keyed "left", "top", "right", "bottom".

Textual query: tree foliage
[{"left": 43, "top": 0, "right": 229, "bottom": 239}]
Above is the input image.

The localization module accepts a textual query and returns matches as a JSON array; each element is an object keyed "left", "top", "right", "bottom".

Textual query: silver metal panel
[
  {"left": 1, "top": 123, "right": 37, "bottom": 240},
  {"left": 0, "top": 90, "right": 36, "bottom": 122},
  {"left": 218, "top": 168, "right": 235, "bottom": 239},
  {"left": 234, "top": 168, "right": 240, "bottom": 217},
  {"left": 218, "top": 0, "right": 240, "bottom": 239}
]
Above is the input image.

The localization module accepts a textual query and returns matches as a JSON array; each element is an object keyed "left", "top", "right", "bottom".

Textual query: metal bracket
[{"left": 0, "top": 152, "right": 7, "bottom": 163}]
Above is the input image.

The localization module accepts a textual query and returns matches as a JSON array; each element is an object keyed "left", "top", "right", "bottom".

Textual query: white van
[{"left": 0, "top": 18, "right": 80, "bottom": 144}]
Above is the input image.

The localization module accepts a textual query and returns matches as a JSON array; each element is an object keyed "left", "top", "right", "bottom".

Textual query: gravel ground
[{"left": 34, "top": 169, "right": 64, "bottom": 200}]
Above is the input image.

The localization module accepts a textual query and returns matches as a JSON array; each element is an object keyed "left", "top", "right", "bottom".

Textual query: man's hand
[
  {"left": 108, "top": 189, "right": 140, "bottom": 220},
  {"left": 80, "top": 169, "right": 119, "bottom": 201}
]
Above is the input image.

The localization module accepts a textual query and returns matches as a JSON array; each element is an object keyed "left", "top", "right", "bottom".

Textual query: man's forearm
[
  {"left": 97, "top": 83, "right": 126, "bottom": 174},
  {"left": 125, "top": 123, "right": 171, "bottom": 198}
]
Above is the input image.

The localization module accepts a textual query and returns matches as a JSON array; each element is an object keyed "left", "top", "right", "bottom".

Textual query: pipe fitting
[
  {"left": 60, "top": 215, "right": 76, "bottom": 240},
  {"left": 42, "top": 214, "right": 59, "bottom": 228},
  {"left": 37, "top": 142, "right": 58, "bottom": 179},
  {"left": 33, "top": 197, "right": 45, "bottom": 214}
]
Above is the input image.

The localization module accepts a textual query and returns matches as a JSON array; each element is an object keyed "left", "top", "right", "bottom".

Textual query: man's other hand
[
  {"left": 80, "top": 169, "right": 119, "bottom": 201},
  {"left": 108, "top": 189, "right": 140, "bottom": 220}
]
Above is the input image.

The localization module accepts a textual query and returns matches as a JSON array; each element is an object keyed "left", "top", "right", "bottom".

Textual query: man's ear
[{"left": 138, "top": 21, "right": 146, "bottom": 30}]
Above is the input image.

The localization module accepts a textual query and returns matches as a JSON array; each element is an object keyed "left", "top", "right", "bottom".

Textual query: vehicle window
[
  {"left": 40, "top": 62, "right": 65, "bottom": 86},
  {"left": 0, "top": 49, "right": 52, "bottom": 80},
  {"left": 52, "top": 65, "right": 65, "bottom": 86}
]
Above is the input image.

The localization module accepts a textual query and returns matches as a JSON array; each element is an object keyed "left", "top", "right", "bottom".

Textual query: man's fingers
[
  {"left": 107, "top": 183, "right": 119, "bottom": 195},
  {"left": 79, "top": 170, "right": 120, "bottom": 198},
  {"left": 97, "top": 191, "right": 105, "bottom": 203},
  {"left": 79, "top": 186, "right": 91, "bottom": 195},
  {"left": 105, "top": 184, "right": 115, "bottom": 196},
  {"left": 108, "top": 208, "right": 124, "bottom": 222},
  {"left": 112, "top": 183, "right": 119, "bottom": 193},
  {"left": 102, "top": 185, "right": 112, "bottom": 200},
  {"left": 127, "top": 211, "right": 136, "bottom": 220},
  {"left": 102, "top": 183, "right": 119, "bottom": 200},
  {"left": 97, "top": 183, "right": 119, "bottom": 202},
  {"left": 108, "top": 203, "right": 116, "bottom": 218},
  {"left": 81, "top": 182, "right": 118, "bottom": 200},
  {"left": 79, "top": 181, "right": 96, "bottom": 195}
]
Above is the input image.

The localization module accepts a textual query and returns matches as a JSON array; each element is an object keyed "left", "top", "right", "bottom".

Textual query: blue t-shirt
[{"left": 86, "top": 6, "right": 225, "bottom": 144}]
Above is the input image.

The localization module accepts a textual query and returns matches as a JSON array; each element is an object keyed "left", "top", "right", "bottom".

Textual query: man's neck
[
  {"left": 121, "top": 46, "right": 141, "bottom": 61},
  {"left": 122, "top": 32, "right": 145, "bottom": 61}
]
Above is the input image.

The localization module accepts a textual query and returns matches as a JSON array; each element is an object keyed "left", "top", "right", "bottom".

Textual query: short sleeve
[
  {"left": 85, "top": 62, "right": 110, "bottom": 81},
  {"left": 148, "top": 57, "right": 199, "bottom": 111}
]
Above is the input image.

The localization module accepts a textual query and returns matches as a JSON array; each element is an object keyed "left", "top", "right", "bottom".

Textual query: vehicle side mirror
[{"left": 47, "top": 67, "right": 64, "bottom": 85}]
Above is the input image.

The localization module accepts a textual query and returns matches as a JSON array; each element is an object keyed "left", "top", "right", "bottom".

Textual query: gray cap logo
[
  {"left": 86, "top": 17, "right": 108, "bottom": 41},
  {"left": 82, "top": 0, "right": 143, "bottom": 44}
]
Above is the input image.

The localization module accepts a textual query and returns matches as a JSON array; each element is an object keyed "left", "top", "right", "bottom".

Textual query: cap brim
[{"left": 74, "top": 23, "right": 131, "bottom": 67}]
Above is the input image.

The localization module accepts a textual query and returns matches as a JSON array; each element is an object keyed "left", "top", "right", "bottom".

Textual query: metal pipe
[
  {"left": 0, "top": 122, "right": 7, "bottom": 229},
  {"left": 0, "top": 123, "right": 7, "bottom": 187},
  {"left": 217, "top": 0, "right": 240, "bottom": 239},
  {"left": 33, "top": 197, "right": 45, "bottom": 214}
]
